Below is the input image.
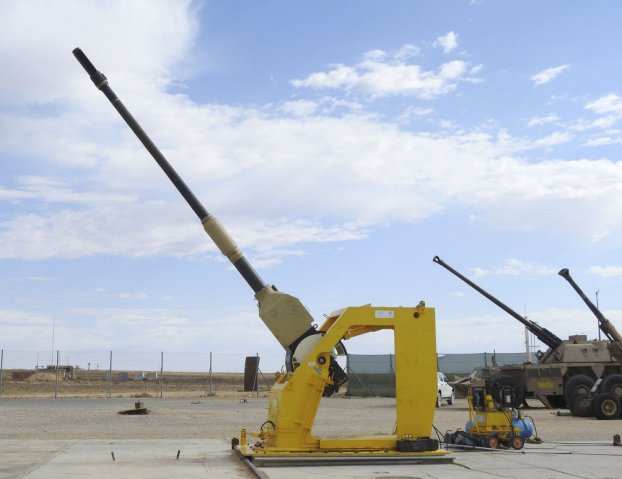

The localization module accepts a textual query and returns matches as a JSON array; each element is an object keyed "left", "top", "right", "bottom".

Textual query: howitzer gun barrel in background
[
  {"left": 73, "top": 48, "right": 319, "bottom": 357},
  {"left": 558, "top": 268, "right": 622, "bottom": 348},
  {"left": 433, "top": 256, "right": 563, "bottom": 351}
]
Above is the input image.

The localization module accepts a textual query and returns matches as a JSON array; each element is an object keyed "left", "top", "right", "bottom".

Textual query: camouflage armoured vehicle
[{"left": 433, "top": 256, "right": 622, "bottom": 412}]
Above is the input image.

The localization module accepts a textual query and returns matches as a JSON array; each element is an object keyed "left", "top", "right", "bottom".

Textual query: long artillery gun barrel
[
  {"left": 433, "top": 256, "right": 563, "bottom": 355},
  {"left": 558, "top": 268, "right": 622, "bottom": 360},
  {"left": 72, "top": 48, "right": 318, "bottom": 359}
]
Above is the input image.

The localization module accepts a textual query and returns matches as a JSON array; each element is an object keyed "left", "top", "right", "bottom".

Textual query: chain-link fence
[{"left": 0, "top": 349, "right": 284, "bottom": 399}]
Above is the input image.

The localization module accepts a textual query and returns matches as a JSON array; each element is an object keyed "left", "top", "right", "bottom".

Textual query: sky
[{"left": 2, "top": 0, "right": 622, "bottom": 372}]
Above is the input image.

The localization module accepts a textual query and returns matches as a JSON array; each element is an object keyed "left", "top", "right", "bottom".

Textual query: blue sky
[{"left": 2, "top": 0, "right": 622, "bottom": 371}]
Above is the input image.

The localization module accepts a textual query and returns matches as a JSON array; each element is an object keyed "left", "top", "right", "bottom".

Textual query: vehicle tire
[
  {"left": 600, "top": 374, "right": 622, "bottom": 398},
  {"left": 563, "top": 374, "right": 594, "bottom": 406},
  {"left": 436, "top": 391, "right": 442, "bottom": 408},
  {"left": 486, "top": 435, "right": 499, "bottom": 449},
  {"left": 591, "top": 393, "right": 621, "bottom": 420},
  {"left": 511, "top": 436, "right": 525, "bottom": 450},
  {"left": 491, "top": 375, "right": 524, "bottom": 409},
  {"left": 570, "top": 393, "right": 592, "bottom": 417},
  {"left": 447, "top": 391, "right": 455, "bottom": 405}
]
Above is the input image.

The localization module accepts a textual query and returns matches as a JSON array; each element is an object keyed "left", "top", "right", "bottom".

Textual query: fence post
[
  {"left": 255, "top": 352, "right": 260, "bottom": 397},
  {"left": 0, "top": 349, "right": 4, "bottom": 399},
  {"left": 54, "top": 350, "right": 59, "bottom": 399},
  {"left": 159, "top": 352, "right": 164, "bottom": 398},
  {"left": 108, "top": 351, "right": 112, "bottom": 398},
  {"left": 208, "top": 352, "right": 213, "bottom": 397}
]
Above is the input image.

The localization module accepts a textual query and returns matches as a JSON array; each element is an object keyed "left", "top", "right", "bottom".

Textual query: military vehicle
[{"left": 433, "top": 256, "right": 622, "bottom": 411}]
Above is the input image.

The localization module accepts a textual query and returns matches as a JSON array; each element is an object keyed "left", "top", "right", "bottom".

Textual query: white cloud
[
  {"left": 279, "top": 98, "right": 363, "bottom": 117},
  {"left": 0, "top": 0, "right": 199, "bottom": 105},
  {"left": 582, "top": 136, "right": 622, "bottom": 147},
  {"left": 590, "top": 265, "right": 622, "bottom": 278},
  {"left": 280, "top": 99, "right": 319, "bottom": 117},
  {"left": 585, "top": 93, "right": 622, "bottom": 116},
  {"left": 570, "top": 115, "right": 618, "bottom": 132},
  {"left": 527, "top": 114, "right": 559, "bottom": 127},
  {"left": 291, "top": 43, "right": 478, "bottom": 99},
  {"left": 5, "top": 101, "right": 622, "bottom": 261},
  {"left": 532, "top": 131, "right": 573, "bottom": 148},
  {"left": 437, "top": 306, "right": 605, "bottom": 353},
  {"left": 530, "top": 64, "right": 570, "bottom": 86},
  {"left": 434, "top": 31, "right": 459, "bottom": 53},
  {"left": 396, "top": 106, "right": 435, "bottom": 124},
  {"left": 3, "top": 5, "right": 622, "bottom": 265},
  {"left": 471, "top": 259, "right": 557, "bottom": 278},
  {"left": 394, "top": 44, "right": 422, "bottom": 61},
  {"left": 0, "top": 310, "right": 56, "bottom": 351},
  {"left": 292, "top": 65, "right": 359, "bottom": 90},
  {"left": 566, "top": 94, "right": 622, "bottom": 141},
  {"left": 119, "top": 292, "right": 149, "bottom": 300},
  {"left": 0, "top": 306, "right": 283, "bottom": 368}
]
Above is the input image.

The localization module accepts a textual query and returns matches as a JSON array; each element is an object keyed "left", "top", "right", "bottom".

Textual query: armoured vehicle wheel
[
  {"left": 564, "top": 374, "right": 594, "bottom": 406},
  {"left": 600, "top": 374, "right": 622, "bottom": 398},
  {"left": 570, "top": 393, "right": 592, "bottom": 417},
  {"left": 591, "top": 393, "right": 621, "bottom": 420}
]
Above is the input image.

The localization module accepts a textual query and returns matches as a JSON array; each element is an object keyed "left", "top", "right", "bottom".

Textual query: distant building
[
  {"left": 346, "top": 352, "right": 527, "bottom": 397},
  {"left": 437, "top": 352, "right": 527, "bottom": 377}
]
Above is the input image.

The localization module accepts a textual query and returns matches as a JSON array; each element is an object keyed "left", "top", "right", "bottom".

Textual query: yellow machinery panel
[{"left": 239, "top": 304, "right": 449, "bottom": 459}]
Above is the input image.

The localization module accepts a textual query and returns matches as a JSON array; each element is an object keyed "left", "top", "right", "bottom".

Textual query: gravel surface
[{"left": 2, "top": 396, "right": 621, "bottom": 443}]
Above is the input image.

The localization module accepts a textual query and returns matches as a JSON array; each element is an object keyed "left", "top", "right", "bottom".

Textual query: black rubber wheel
[
  {"left": 486, "top": 435, "right": 499, "bottom": 449},
  {"left": 564, "top": 374, "right": 594, "bottom": 406},
  {"left": 491, "top": 375, "right": 524, "bottom": 409},
  {"left": 591, "top": 393, "right": 621, "bottom": 420},
  {"left": 600, "top": 374, "right": 622, "bottom": 398},
  {"left": 511, "top": 436, "right": 525, "bottom": 450},
  {"left": 570, "top": 393, "right": 592, "bottom": 417}
]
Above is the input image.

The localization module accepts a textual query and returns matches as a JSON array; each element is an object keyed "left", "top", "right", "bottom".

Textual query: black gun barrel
[
  {"left": 558, "top": 268, "right": 622, "bottom": 345},
  {"left": 73, "top": 48, "right": 265, "bottom": 293},
  {"left": 433, "top": 255, "right": 563, "bottom": 350}
]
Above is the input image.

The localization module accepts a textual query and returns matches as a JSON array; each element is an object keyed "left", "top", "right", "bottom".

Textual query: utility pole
[{"left": 595, "top": 290, "right": 601, "bottom": 341}]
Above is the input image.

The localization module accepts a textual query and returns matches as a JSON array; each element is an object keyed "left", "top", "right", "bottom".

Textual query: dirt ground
[
  {"left": 3, "top": 371, "right": 622, "bottom": 479},
  {"left": 1, "top": 369, "right": 622, "bottom": 444},
  {"left": 1, "top": 394, "right": 621, "bottom": 444},
  {"left": 0, "top": 370, "right": 255, "bottom": 399}
]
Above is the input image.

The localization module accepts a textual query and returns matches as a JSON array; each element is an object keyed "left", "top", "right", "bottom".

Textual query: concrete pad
[
  {"left": 0, "top": 440, "right": 73, "bottom": 479},
  {"left": 257, "top": 443, "right": 622, "bottom": 479},
  {"left": 3, "top": 439, "right": 622, "bottom": 479},
  {"left": 0, "top": 440, "right": 251, "bottom": 479}
]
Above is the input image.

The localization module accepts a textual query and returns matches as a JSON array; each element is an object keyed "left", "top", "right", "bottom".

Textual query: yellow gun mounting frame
[{"left": 238, "top": 304, "right": 451, "bottom": 464}]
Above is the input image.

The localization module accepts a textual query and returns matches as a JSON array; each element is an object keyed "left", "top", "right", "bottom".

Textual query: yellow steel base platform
[
  {"left": 236, "top": 436, "right": 453, "bottom": 467},
  {"left": 236, "top": 446, "right": 452, "bottom": 467}
]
